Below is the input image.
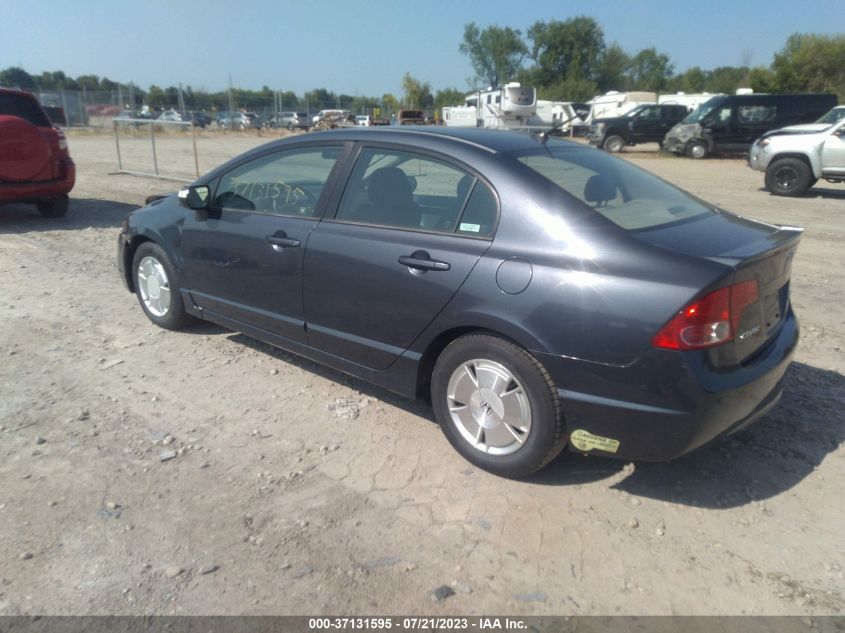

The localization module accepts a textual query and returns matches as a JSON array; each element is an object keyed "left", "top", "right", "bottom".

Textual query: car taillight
[{"left": 652, "top": 280, "right": 759, "bottom": 350}]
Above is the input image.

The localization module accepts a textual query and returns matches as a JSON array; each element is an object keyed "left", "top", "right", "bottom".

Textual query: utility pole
[{"left": 227, "top": 73, "right": 235, "bottom": 128}]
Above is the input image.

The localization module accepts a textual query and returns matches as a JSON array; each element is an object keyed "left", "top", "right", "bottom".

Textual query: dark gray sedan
[{"left": 117, "top": 128, "right": 800, "bottom": 477}]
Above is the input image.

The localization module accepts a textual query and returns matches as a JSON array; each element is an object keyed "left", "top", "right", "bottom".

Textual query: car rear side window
[
  {"left": 335, "top": 147, "right": 496, "bottom": 237},
  {"left": 514, "top": 144, "right": 713, "bottom": 231},
  {"left": 0, "top": 93, "right": 51, "bottom": 127},
  {"left": 212, "top": 147, "right": 341, "bottom": 216}
]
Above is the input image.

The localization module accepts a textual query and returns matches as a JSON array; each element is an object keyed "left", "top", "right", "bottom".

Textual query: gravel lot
[{"left": 1, "top": 131, "right": 843, "bottom": 616}]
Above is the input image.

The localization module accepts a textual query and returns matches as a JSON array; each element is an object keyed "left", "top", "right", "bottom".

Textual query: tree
[
  {"left": 537, "top": 78, "right": 597, "bottom": 102},
  {"left": 147, "top": 85, "right": 167, "bottom": 107},
  {"left": 748, "top": 67, "right": 777, "bottom": 93},
  {"left": 0, "top": 66, "right": 35, "bottom": 89},
  {"left": 75, "top": 75, "right": 100, "bottom": 90},
  {"left": 401, "top": 72, "right": 433, "bottom": 109},
  {"left": 381, "top": 93, "right": 399, "bottom": 116},
  {"left": 526, "top": 17, "right": 606, "bottom": 88},
  {"left": 595, "top": 44, "right": 629, "bottom": 92},
  {"left": 706, "top": 66, "right": 748, "bottom": 94},
  {"left": 669, "top": 66, "right": 707, "bottom": 93},
  {"left": 460, "top": 22, "right": 527, "bottom": 87},
  {"left": 304, "top": 88, "right": 338, "bottom": 109},
  {"left": 772, "top": 33, "right": 845, "bottom": 99},
  {"left": 434, "top": 88, "right": 466, "bottom": 110},
  {"left": 626, "top": 48, "right": 674, "bottom": 92}
]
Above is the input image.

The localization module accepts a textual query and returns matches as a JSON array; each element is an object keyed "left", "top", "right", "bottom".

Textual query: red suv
[{"left": 0, "top": 88, "right": 75, "bottom": 218}]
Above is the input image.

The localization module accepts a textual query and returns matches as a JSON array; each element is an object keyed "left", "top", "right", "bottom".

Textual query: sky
[{"left": 2, "top": 0, "right": 844, "bottom": 97}]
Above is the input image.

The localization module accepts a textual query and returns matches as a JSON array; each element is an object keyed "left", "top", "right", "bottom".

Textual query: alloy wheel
[
  {"left": 137, "top": 256, "right": 172, "bottom": 317},
  {"left": 446, "top": 359, "right": 532, "bottom": 456}
]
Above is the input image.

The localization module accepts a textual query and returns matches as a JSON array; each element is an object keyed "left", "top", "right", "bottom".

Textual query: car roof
[{"left": 303, "top": 126, "right": 573, "bottom": 154}]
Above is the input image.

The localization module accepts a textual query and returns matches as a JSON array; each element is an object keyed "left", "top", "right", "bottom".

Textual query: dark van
[{"left": 663, "top": 93, "right": 837, "bottom": 158}]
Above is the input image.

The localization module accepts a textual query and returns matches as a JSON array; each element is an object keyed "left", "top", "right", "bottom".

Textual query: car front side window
[{"left": 213, "top": 147, "right": 341, "bottom": 216}]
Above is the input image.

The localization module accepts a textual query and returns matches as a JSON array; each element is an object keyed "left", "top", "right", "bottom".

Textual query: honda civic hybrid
[{"left": 118, "top": 128, "right": 800, "bottom": 477}]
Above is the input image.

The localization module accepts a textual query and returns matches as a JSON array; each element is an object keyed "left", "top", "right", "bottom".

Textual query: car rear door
[
  {"left": 302, "top": 145, "right": 498, "bottom": 369},
  {"left": 180, "top": 144, "right": 346, "bottom": 343}
]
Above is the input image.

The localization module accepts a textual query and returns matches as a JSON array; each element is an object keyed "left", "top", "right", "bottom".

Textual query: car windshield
[
  {"left": 512, "top": 144, "right": 713, "bottom": 231},
  {"left": 681, "top": 96, "right": 725, "bottom": 124},
  {"left": 816, "top": 108, "right": 845, "bottom": 124}
]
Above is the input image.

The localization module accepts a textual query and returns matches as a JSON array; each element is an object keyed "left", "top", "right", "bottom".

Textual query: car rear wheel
[
  {"left": 431, "top": 334, "right": 567, "bottom": 478},
  {"left": 765, "top": 158, "right": 812, "bottom": 197},
  {"left": 686, "top": 141, "right": 708, "bottom": 159},
  {"left": 132, "top": 242, "right": 194, "bottom": 330},
  {"left": 602, "top": 135, "right": 625, "bottom": 153},
  {"left": 36, "top": 195, "right": 69, "bottom": 219}
]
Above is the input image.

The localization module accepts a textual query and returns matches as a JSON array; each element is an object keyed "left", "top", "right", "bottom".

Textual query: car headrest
[
  {"left": 584, "top": 174, "right": 617, "bottom": 205},
  {"left": 368, "top": 167, "right": 413, "bottom": 208},
  {"left": 456, "top": 174, "right": 474, "bottom": 202}
]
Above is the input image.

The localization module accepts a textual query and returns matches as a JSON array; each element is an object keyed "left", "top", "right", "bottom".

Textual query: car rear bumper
[
  {"left": 0, "top": 159, "right": 75, "bottom": 203},
  {"left": 534, "top": 308, "right": 799, "bottom": 461}
]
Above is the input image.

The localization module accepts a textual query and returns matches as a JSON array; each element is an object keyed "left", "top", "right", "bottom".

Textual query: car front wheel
[
  {"left": 686, "top": 141, "right": 708, "bottom": 159},
  {"left": 132, "top": 242, "right": 194, "bottom": 330},
  {"left": 765, "top": 158, "right": 812, "bottom": 197},
  {"left": 431, "top": 334, "right": 567, "bottom": 478},
  {"left": 602, "top": 135, "right": 625, "bottom": 153}
]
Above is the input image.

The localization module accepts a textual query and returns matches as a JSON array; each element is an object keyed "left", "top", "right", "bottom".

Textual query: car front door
[
  {"left": 181, "top": 144, "right": 345, "bottom": 343},
  {"left": 302, "top": 145, "right": 498, "bottom": 369},
  {"left": 630, "top": 105, "right": 663, "bottom": 142},
  {"left": 821, "top": 122, "right": 845, "bottom": 176}
]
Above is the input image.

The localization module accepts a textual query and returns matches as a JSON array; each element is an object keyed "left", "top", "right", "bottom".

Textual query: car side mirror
[
  {"left": 178, "top": 185, "right": 210, "bottom": 210},
  {"left": 701, "top": 118, "right": 714, "bottom": 128}
]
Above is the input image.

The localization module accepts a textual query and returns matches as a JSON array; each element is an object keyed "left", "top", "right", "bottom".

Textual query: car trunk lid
[{"left": 635, "top": 212, "right": 802, "bottom": 363}]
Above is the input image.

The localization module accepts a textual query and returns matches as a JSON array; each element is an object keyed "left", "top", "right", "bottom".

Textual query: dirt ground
[{"left": 1, "top": 131, "right": 843, "bottom": 616}]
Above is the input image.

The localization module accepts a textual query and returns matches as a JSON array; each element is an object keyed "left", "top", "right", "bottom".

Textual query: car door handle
[
  {"left": 398, "top": 255, "right": 450, "bottom": 271},
  {"left": 266, "top": 234, "right": 300, "bottom": 249}
]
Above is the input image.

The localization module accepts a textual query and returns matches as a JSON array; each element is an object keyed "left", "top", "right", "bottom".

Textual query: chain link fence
[{"left": 1, "top": 82, "right": 394, "bottom": 129}]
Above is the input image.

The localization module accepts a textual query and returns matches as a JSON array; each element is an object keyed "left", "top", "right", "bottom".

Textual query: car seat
[{"left": 357, "top": 166, "right": 420, "bottom": 227}]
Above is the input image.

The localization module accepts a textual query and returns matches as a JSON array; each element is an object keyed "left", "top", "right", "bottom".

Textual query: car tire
[
  {"left": 431, "top": 333, "right": 567, "bottom": 478},
  {"left": 36, "top": 195, "right": 69, "bottom": 219},
  {"left": 765, "top": 158, "right": 812, "bottom": 197},
  {"left": 686, "top": 141, "right": 708, "bottom": 159},
  {"left": 131, "top": 242, "right": 194, "bottom": 330},
  {"left": 602, "top": 135, "right": 625, "bottom": 153}
]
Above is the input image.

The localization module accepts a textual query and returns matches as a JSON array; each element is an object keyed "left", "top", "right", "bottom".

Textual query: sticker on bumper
[{"left": 570, "top": 429, "right": 620, "bottom": 454}]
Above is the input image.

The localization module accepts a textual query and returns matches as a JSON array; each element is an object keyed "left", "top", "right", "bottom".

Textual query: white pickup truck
[{"left": 749, "top": 110, "right": 845, "bottom": 197}]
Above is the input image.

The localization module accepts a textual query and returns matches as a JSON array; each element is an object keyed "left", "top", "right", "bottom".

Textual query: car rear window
[
  {"left": 0, "top": 92, "right": 51, "bottom": 126},
  {"left": 513, "top": 144, "right": 713, "bottom": 231}
]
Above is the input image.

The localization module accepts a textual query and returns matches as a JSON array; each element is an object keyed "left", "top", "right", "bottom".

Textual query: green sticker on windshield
[{"left": 460, "top": 223, "right": 481, "bottom": 233}]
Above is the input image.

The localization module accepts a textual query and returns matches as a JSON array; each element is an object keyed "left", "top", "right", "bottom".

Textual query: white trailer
[
  {"left": 588, "top": 91, "right": 657, "bottom": 122},
  {"left": 468, "top": 82, "right": 537, "bottom": 129},
  {"left": 442, "top": 106, "right": 478, "bottom": 128},
  {"left": 658, "top": 92, "right": 723, "bottom": 112},
  {"left": 527, "top": 100, "right": 590, "bottom": 133}
]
